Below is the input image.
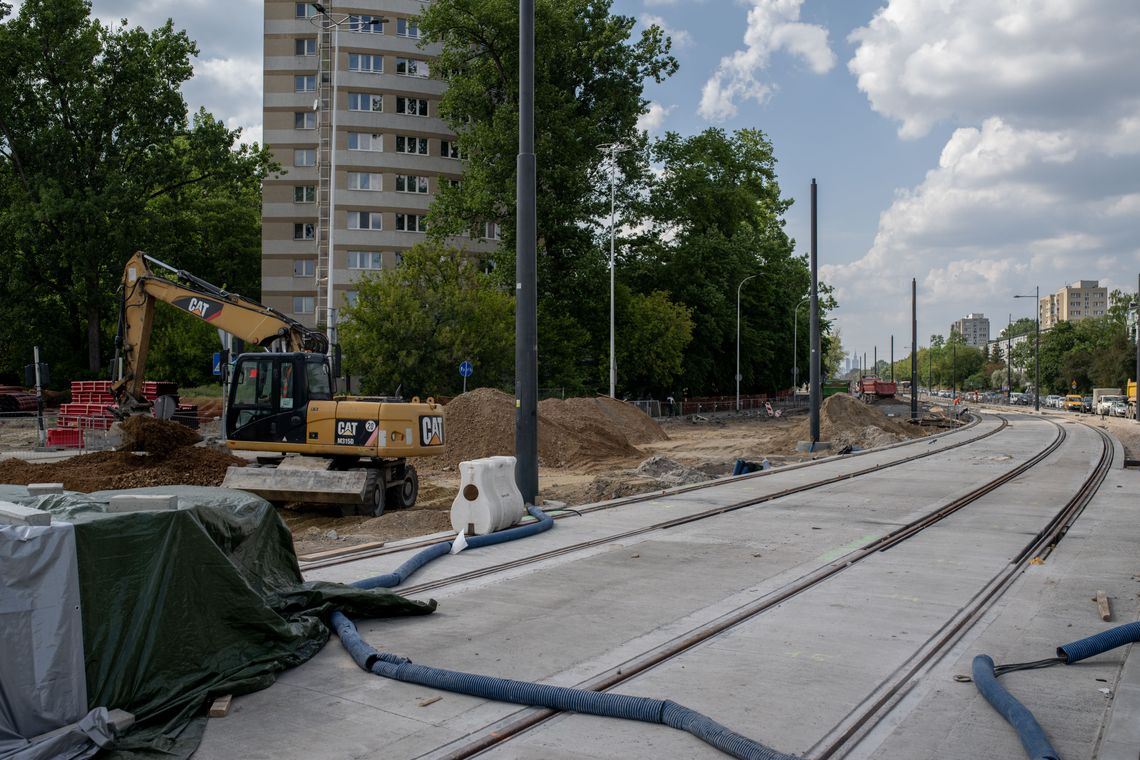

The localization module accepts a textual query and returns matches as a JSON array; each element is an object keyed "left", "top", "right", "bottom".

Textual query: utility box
[{"left": 450, "top": 456, "right": 525, "bottom": 536}]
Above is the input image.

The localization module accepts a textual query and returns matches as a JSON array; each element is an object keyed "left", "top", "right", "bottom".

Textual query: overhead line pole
[
  {"left": 514, "top": 0, "right": 538, "bottom": 504},
  {"left": 809, "top": 179, "right": 821, "bottom": 444},
  {"left": 910, "top": 278, "right": 918, "bottom": 420}
]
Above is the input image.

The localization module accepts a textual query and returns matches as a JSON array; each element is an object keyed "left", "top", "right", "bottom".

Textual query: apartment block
[
  {"left": 262, "top": 0, "right": 495, "bottom": 333},
  {"left": 951, "top": 313, "right": 989, "bottom": 347},
  {"left": 1039, "top": 280, "right": 1108, "bottom": 330}
]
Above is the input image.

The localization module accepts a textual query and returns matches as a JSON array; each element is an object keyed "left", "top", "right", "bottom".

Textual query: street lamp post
[
  {"left": 792, "top": 296, "right": 809, "bottom": 389},
  {"left": 1006, "top": 313, "right": 1012, "bottom": 406},
  {"left": 1014, "top": 286, "right": 1040, "bottom": 412},
  {"left": 736, "top": 274, "right": 760, "bottom": 412},
  {"left": 599, "top": 142, "right": 629, "bottom": 399}
]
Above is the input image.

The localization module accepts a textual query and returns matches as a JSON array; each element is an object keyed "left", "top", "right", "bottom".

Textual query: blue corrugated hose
[
  {"left": 971, "top": 655, "right": 1059, "bottom": 760},
  {"left": 334, "top": 505, "right": 801, "bottom": 760},
  {"left": 1058, "top": 620, "right": 1140, "bottom": 664}
]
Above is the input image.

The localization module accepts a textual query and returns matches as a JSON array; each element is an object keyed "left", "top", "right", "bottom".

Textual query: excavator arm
[{"left": 111, "top": 251, "right": 329, "bottom": 411}]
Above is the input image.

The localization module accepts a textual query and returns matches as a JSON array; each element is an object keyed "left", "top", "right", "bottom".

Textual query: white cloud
[
  {"left": 699, "top": 0, "right": 836, "bottom": 121},
  {"left": 637, "top": 102, "right": 674, "bottom": 135},
  {"left": 827, "top": 0, "right": 1140, "bottom": 349},
  {"left": 642, "top": 13, "right": 691, "bottom": 48},
  {"left": 848, "top": 0, "right": 1140, "bottom": 139}
]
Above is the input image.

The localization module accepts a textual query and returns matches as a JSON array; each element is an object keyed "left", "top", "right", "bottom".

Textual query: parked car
[
  {"left": 1064, "top": 394, "right": 1084, "bottom": 411},
  {"left": 1110, "top": 400, "right": 1128, "bottom": 417},
  {"left": 1096, "top": 395, "right": 1126, "bottom": 415},
  {"left": 1081, "top": 396, "right": 1092, "bottom": 412}
]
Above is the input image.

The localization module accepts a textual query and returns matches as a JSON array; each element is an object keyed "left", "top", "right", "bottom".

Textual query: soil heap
[
  {"left": 0, "top": 417, "right": 245, "bottom": 492},
  {"left": 780, "top": 393, "right": 927, "bottom": 451},
  {"left": 429, "top": 388, "right": 666, "bottom": 469}
]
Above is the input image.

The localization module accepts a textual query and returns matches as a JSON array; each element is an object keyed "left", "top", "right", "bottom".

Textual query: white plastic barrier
[{"left": 450, "top": 456, "right": 525, "bottom": 536}]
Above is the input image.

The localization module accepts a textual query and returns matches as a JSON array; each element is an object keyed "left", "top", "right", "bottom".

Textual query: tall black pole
[
  {"left": 910, "top": 278, "right": 918, "bottom": 420},
  {"left": 1135, "top": 273, "right": 1139, "bottom": 421},
  {"left": 809, "top": 179, "right": 821, "bottom": 443},
  {"left": 1034, "top": 285, "right": 1040, "bottom": 412},
  {"left": 874, "top": 346, "right": 877, "bottom": 377},
  {"left": 514, "top": 0, "right": 538, "bottom": 504},
  {"left": 890, "top": 336, "right": 894, "bottom": 382},
  {"left": 1006, "top": 313, "right": 1012, "bottom": 405}
]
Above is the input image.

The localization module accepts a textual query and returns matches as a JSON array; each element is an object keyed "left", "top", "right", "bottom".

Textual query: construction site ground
[{"left": 1, "top": 392, "right": 1137, "bottom": 560}]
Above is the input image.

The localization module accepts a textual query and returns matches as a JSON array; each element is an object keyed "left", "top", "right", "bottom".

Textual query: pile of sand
[
  {"left": 118, "top": 416, "right": 201, "bottom": 455},
  {"left": 769, "top": 394, "right": 927, "bottom": 452},
  {"left": 431, "top": 388, "right": 667, "bottom": 469},
  {"left": 0, "top": 447, "right": 246, "bottom": 492}
]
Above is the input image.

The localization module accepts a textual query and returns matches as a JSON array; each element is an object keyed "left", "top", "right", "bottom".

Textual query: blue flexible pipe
[
  {"left": 1058, "top": 621, "right": 1140, "bottom": 664},
  {"left": 334, "top": 505, "right": 800, "bottom": 760},
  {"left": 352, "top": 505, "right": 554, "bottom": 589},
  {"left": 971, "top": 655, "right": 1059, "bottom": 760}
]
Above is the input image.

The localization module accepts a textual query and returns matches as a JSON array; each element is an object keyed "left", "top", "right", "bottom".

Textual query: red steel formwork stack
[{"left": 48, "top": 380, "right": 193, "bottom": 448}]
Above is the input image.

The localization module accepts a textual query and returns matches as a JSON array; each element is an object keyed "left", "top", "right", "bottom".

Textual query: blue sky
[{"left": 75, "top": 0, "right": 1140, "bottom": 366}]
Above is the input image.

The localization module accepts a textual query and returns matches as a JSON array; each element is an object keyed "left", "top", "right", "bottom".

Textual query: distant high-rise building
[
  {"left": 261, "top": 0, "right": 495, "bottom": 336},
  {"left": 952, "top": 313, "right": 990, "bottom": 347},
  {"left": 1039, "top": 280, "right": 1108, "bottom": 329}
]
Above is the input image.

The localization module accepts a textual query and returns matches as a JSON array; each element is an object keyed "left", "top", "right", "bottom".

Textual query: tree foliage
[
  {"left": 0, "top": 0, "right": 273, "bottom": 383},
  {"left": 339, "top": 245, "right": 515, "bottom": 397}
]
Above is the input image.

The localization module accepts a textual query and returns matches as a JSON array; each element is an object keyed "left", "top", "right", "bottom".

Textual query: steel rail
[
  {"left": 302, "top": 414, "right": 990, "bottom": 573},
  {"left": 421, "top": 416, "right": 1081, "bottom": 760},
  {"left": 807, "top": 422, "right": 1113, "bottom": 759}
]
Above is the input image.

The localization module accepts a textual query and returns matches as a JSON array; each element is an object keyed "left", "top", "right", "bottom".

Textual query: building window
[
  {"left": 345, "top": 291, "right": 358, "bottom": 307},
  {"left": 295, "top": 38, "right": 316, "bottom": 56},
  {"left": 348, "top": 92, "right": 383, "bottom": 112},
  {"left": 293, "top": 149, "right": 316, "bottom": 167},
  {"left": 447, "top": 178, "right": 462, "bottom": 188},
  {"left": 394, "top": 252, "right": 404, "bottom": 267},
  {"left": 294, "top": 111, "right": 316, "bottom": 129},
  {"left": 395, "top": 175, "right": 429, "bottom": 194},
  {"left": 396, "top": 213, "right": 427, "bottom": 232},
  {"left": 348, "top": 211, "right": 383, "bottom": 230},
  {"left": 481, "top": 222, "right": 501, "bottom": 240},
  {"left": 293, "top": 185, "right": 316, "bottom": 203},
  {"left": 347, "top": 172, "right": 382, "bottom": 191},
  {"left": 395, "top": 135, "right": 428, "bottom": 155},
  {"left": 395, "top": 96, "right": 429, "bottom": 116},
  {"left": 295, "top": 3, "right": 317, "bottom": 18},
  {"left": 396, "top": 18, "right": 419, "bottom": 38},
  {"left": 348, "top": 53, "right": 383, "bottom": 73},
  {"left": 347, "top": 251, "right": 383, "bottom": 270},
  {"left": 348, "top": 14, "right": 384, "bottom": 33},
  {"left": 294, "top": 259, "right": 316, "bottom": 277},
  {"left": 292, "top": 296, "right": 315, "bottom": 314},
  {"left": 441, "top": 140, "right": 462, "bottom": 159},
  {"left": 347, "top": 132, "right": 383, "bottom": 151},
  {"left": 294, "top": 75, "right": 316, "bottom": 92},
  {"left": 293, "top": 223, "right": 315, "bottom": 240},
  {"left": 396, "top": 58, "right": 429, "bottom": 77}
]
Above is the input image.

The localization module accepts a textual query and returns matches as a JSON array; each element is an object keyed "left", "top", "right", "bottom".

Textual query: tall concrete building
[
  {"left": 1039, "top": 280, "right": 1108, "bottom": 330},
  {"left": 951, "top": 313, "right": 989, "bottom": 347},
  {"left": 261, "top": 0, "right": 494, "bottom": 337}
]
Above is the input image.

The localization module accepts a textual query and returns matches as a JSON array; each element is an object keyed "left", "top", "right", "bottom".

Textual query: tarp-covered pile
[{"left": 0, "top": 486, "right": 435, "bottom": 760}]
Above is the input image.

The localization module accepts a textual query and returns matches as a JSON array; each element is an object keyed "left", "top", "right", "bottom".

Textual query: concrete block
[
  {"left": 108, "top": 494, "right": 178, "bottom": 513},
  {"left": 0, "top": 501, "right": 52, "bottom": 526},
  {"left": 26, "top": 482, "right": 64, "bottom": 496}
]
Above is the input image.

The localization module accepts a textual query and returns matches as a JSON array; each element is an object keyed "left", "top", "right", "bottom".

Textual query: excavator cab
[{"left": 226, "top": 353, "right": 332, "bottom": 444}]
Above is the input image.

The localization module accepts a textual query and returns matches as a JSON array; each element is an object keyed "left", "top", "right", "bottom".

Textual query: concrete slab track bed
[{"left": 196, "top": 413, "right": 1140, "bottom": 760}]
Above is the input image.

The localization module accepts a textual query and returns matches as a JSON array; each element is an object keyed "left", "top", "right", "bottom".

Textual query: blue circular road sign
[{"left": 459, "top": 361, "right": 473, "bottom": 378}]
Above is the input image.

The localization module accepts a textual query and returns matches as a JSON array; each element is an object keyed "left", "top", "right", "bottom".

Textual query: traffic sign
[
  {"left": 212, "top": 352, "right": 222, "bottom": 376},
  {"left": 459, "top": 361, "right": 473, "bottom": 378}
]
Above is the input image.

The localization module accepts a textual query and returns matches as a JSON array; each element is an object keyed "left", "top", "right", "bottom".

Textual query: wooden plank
[
  {"left": 209, "top": 694, "right": 233, "bottom": 718},
  {"left": 1095, "top": 590, "right": 1112, "bottom": 621},
  {"left": 297, "top": 540, "right": 386, "bottom": 562},
  {"left": 416, "top": 696, "right": 442, "bottom": 707}
]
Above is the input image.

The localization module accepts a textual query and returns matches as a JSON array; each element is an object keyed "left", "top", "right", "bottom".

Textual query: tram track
[
  {"left": 417, "top": 416, "right": 1113, "bottom": 759},
  {"left": 303, "top": 413, "right": 991, "bottom": 575}
]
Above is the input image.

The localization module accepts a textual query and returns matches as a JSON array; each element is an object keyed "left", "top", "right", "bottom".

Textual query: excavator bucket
[{"left": 221, "top": 457, "right": 379, "bottom": 515}]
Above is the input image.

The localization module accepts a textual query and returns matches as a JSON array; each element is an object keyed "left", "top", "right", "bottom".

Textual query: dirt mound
[
  {"left": 767, "top": 393, "right": 927, "bottom": 452},
  {"left": 433, "top": 388, "right": 658, "bottom": 469},
  {"left": 0, "top": 447, "right": 247, "bottom": 492},
  {"left": 119, "top": 416, "right": 201, "bottom": 455}
]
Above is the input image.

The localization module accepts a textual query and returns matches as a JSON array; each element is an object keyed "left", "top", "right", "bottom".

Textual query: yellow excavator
[{"left": 111, "top": 252, "right": 444, "bottom": 516}]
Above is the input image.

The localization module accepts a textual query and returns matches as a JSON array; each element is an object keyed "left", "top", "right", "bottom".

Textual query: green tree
[
  {"left": 614, "top": 287, "right": 693, "bottom": 394},
  {"left": 999, "top": 317, "right": 1037, "bottom": 338},
  {"left": 0, "top": 0, "right": 273, "bottom": 382},
  {"left": 339, "top": 245, "right": 515, "bottom": 397}
]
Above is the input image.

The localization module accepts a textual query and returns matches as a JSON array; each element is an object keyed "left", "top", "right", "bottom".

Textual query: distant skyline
[{"left": 69, "top": 0, "right": 1140, "bottom": 364}]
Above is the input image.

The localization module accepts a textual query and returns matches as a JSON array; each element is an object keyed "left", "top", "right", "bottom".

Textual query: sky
[{"left": 73, "top": 0, "right": 1140, "bottom": 363}]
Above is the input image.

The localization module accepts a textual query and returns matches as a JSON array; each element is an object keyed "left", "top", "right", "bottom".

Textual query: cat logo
[
  {"left": 335, "top": 419, "right": 361, "bottom": 445},
  {"left": 420, "top": 416, "right": 444, "bottom": 446},
  {"left": 172, "top": 295, "right": 222, "bottom": 321}
]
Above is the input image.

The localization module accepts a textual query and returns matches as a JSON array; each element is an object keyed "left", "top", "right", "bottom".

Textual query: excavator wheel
[
  {"left": 362, "top": 480, "right": 386, "bottom": 517},
  {"left": 388, "top": 465, "right": 419, "bottom": 510}
]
